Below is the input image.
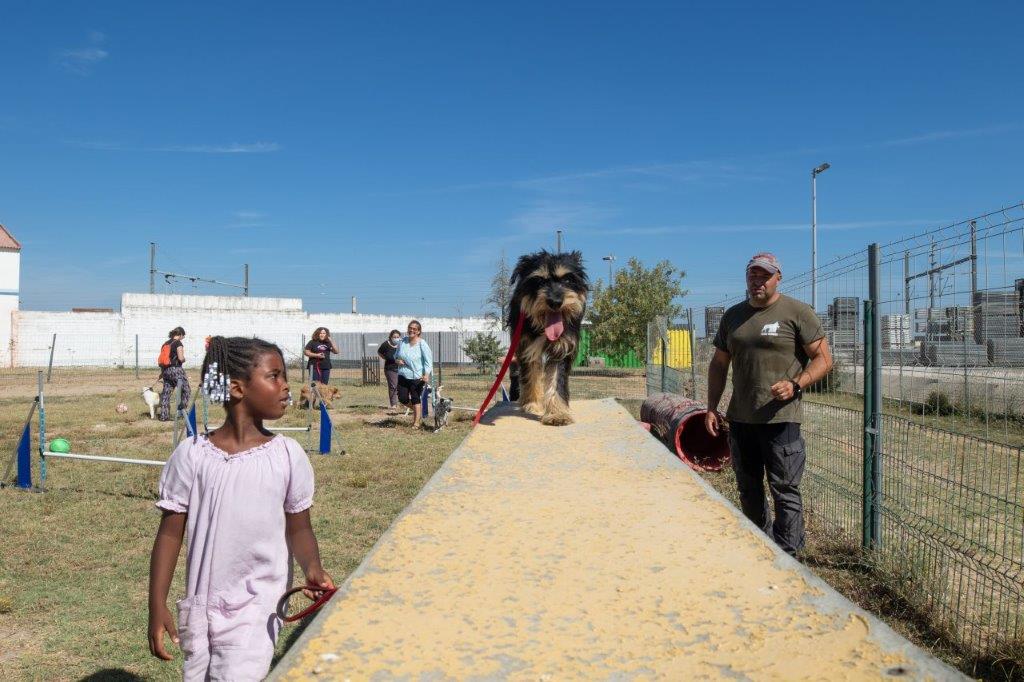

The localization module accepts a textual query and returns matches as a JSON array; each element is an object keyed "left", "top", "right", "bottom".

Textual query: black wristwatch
[{"left": 790, "top": 379, "right": 803, "bottom": 398}]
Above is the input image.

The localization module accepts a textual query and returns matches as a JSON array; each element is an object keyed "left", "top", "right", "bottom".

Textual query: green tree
[
  {"left": 484, "top": 251, "right": 514, "bottom": 329},
  {"left": 462, "top": 332, "right": 506, "bottom": 374},
  {"left": 589, "top": 258, "right": 687, "bottom": 357}
]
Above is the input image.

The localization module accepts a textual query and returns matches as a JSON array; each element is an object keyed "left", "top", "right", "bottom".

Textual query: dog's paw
[
  {"left": 541, "top": 411, "right": 574, "bottom": 426},
  {"left": 521, "top": 401, "right": 544, "bottom": 416}
]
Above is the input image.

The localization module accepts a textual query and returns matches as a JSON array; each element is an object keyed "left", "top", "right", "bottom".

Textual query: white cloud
[
  {"left": 879, "top": 124, "right": 1021, "bottom": 147},
  {"left": 56, "top": 31, "right": 108, "bottom": 75},
  {"left": 581, "top": 218, "right": 939, "bottom": 237},
  {"left": 71, "top": 140, "right": 282, "bottom": 154},
  {"left": 419, "top": 160, "right": 771, "bottom": 195}
]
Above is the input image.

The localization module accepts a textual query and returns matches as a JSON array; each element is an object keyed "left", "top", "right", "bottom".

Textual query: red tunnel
[{"left": 640, "top": 393, "right": 731, "bottom": 472}]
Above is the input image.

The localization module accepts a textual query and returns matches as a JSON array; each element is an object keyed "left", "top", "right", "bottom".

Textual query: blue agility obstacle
[
  {"left": 16, "top": 421, "right": 32, "bottom": 489},
  {"left": 319, "top": 402, "right": 332, "bottom": 455}
]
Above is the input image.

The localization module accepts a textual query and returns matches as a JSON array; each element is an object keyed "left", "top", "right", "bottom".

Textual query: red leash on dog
[
  {"left": 276, "top": 585, "right": 338, "bottom": 623},
  {"left": 473, "top": 312, "right": 525, "bottom": 426}
]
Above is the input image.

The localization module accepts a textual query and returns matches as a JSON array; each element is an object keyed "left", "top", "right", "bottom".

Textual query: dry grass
[
  {"left": 4, "top": 365, "right": 1020, "bottom": 679},
  {"left": 0, "top": 366, "right": 646, "bottom": 680}
]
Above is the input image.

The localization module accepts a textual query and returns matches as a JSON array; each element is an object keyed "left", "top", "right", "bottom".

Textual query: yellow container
[{"left": 651, "top": 329, "right": 692, "bottom": 368}]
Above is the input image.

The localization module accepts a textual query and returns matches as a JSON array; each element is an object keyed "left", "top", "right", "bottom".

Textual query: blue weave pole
[
  {"left": 421, "top": 385, "right": 431, "bottom": 417},
  {"left": 500, "top": 385, "right": 510, "bottom": 403},
  {"left": 16, "top": 422, "right": 31, "bottom": 489},
  {"left": 319, "top": 402, "right": 331, "bottom": 455},
  {"left": 186, "top": 403, "right": 198, "bottom": 438}
]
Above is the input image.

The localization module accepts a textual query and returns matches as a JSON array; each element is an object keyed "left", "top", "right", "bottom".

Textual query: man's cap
[{"left": 746, "top": 252, "right": 781, "bottom": 275}]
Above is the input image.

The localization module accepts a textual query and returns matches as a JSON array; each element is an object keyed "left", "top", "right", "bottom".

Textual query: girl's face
[
  {"left": 317, "top": 329, "right": 328, "bottom": 340},
  {"left": 390, "top": 334, "right": 400, "bottom": 343},
  {"left": 234, "top": 352, "right": 290, "bottom": 420}
]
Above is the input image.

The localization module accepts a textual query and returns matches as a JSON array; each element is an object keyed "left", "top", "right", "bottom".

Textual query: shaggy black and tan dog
[{"left": 508, "top": 250, "right": 589, "bottom": 425}]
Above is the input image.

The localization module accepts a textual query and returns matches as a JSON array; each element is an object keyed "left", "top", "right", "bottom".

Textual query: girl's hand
[
  {"left": 148, "top": 603, "right": 179, "bottom": 661},
  {"left": 396, "top": 359, "right": 405, "bottom": 366},
  {"left": 302, "top": 567, "right": 336, "bottom": 600}
]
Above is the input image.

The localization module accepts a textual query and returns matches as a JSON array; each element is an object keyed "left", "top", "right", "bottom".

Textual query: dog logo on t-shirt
[{"left": 761, "top": 321, "right": 781, "bottom": 336}]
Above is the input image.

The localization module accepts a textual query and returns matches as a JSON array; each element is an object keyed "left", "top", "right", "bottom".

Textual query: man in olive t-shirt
[{"left": 704, "top": 252, "right": 833, "bottom": 557}]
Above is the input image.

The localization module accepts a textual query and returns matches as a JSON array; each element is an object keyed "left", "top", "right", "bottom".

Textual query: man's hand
[
  {"left": 148, "top": 603, "right": 179, "bottom": 661},
  {"left": 704, "top": 410, "right": 721, "bottom": 437},
  {"left": 770, "top": 379, "right": 797, "bottom": 401}
]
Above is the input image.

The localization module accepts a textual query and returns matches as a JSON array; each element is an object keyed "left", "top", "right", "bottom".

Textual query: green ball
[{"left": 49, "top": 438, "right": 71, "bottom": 453}]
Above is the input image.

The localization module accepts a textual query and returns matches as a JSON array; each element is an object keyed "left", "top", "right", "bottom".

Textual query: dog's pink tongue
[{"left": 545, "top": 312, "right": 564, "bottom": 341}]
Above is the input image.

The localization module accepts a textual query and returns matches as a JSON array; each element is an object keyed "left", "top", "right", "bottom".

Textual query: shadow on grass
[
  {"left": 38, "top": 485, "right": 158, "bottom": 501},
  {"left": 802, "top": 538, "right": 1023, "bottom": 681},
  {"left": 271, "top": 617, "right": 316, "bottom": 669},
  {"left": 78, "top": 670, "right": 147, "bottom": 682}
]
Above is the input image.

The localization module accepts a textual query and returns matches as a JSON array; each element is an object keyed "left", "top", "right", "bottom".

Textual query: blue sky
[{"left": 2, "top": 1, "right": 1023, "bottom": 319}]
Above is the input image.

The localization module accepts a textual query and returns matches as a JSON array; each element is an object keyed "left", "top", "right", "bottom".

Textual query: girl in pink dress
[{"left": 147, "top": 336, "right": 334, "bottom": 681}]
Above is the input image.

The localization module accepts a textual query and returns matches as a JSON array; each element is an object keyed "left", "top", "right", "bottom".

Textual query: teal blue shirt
[{"left": 395, "top": 337, "right": 433, "bottom": 380}]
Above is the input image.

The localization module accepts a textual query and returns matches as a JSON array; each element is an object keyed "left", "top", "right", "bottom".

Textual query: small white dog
[{"left": 142, "top": 387, "right": 160, "bottom": 419}]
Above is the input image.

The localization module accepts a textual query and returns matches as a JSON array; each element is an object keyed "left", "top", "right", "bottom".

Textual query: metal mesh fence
[{"left": 651, "top": 202, "right": 1024, "bottom": 662}]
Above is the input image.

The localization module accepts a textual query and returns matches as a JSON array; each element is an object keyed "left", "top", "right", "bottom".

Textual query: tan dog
[
  {"left": 508, "top": 250, "right": 589, "bottom": 425},
  {"left": 298, "top": 382, "right": 340, "bottom": 409}
]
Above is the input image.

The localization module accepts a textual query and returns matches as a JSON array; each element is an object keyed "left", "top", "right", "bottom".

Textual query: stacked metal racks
[
  {"left": 881, "top": 314, "right": 911, "bottom": 349},
  {"left": 972, "top": 291, "right": 1019, "bottom": 342},
  {"left": 920, "top": 341, "right": 989, "bottom": 367},
  {"left": 704, "top": 306, "right": 725, "bottom": 339},
  {"left": 829, "top": 297, "right": 858, "bottom": 350},
  {"left": 987, "top": 338, "right": 1024, "bottom": 367}
]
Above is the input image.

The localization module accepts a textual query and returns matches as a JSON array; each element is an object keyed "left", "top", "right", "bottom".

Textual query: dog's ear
[{"left": 510, "top": 253, "right": 535, "bottom": 286}]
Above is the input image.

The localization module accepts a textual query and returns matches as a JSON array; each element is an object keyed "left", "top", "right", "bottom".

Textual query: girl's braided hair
[{"left": 200, "top": 336, "right": 285, "bottom": 405}]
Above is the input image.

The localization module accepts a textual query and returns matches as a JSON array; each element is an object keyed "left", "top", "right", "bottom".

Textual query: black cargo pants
[{"left": 727, "top": 421, "right": 806, "bottom": 557}]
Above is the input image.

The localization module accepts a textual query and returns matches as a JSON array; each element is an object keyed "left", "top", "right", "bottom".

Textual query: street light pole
[
  {"left": 811, "top": 162, "right": 831, "bottom": 312},
  {"left": 556, "top": 230, "right": 563, "bottom": 254},
  {"left": 602, "top": 254, "right": 616, "bottom": 286}
]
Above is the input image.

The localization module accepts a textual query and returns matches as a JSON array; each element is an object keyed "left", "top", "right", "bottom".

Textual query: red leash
[
  {"left": 276, "top": 585, "right": 337, "bottom": 623},
  {"left": 473, "top": 312, "right": 525, "bottom": 426}
]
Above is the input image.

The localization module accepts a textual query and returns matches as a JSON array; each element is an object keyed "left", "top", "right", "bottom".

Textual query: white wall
[
  {"left": 0, "top": 250, "right": 20, "bottom": 367},
  {"left": 10, "top": 292, "right": 502, "bottom": 367}
]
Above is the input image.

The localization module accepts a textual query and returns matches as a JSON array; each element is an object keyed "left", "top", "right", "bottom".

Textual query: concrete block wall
[{"left": 9, "top": 292, "right": 502, "bottom": 368}]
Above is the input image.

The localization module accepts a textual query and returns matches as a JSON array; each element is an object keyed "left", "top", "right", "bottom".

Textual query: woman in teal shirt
[{"left": 394, "top": 319, "right": 433, "bottom": 428}]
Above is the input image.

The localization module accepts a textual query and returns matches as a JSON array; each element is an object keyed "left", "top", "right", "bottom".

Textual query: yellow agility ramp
[{"left": 272, "top": 399, "right": 960, "bottom": 680}]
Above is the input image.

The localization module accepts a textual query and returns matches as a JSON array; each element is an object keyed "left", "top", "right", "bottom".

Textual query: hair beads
[{"left": 202, "top": 361, "right": 231, "bottom": 404}]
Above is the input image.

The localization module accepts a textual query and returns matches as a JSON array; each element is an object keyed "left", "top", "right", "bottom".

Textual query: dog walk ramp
[{"left": 271, "top": 399, "right": 960, "bottom": 680}]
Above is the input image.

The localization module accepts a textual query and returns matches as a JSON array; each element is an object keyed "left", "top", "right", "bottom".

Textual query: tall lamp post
[
  {"left": 602, "top": 254, "right": 616, "bottom": 286},
  {"left": 811, "top": 162, "right": 831, "bottom": 312}
]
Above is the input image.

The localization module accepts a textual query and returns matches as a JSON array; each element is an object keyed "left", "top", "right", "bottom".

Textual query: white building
[{"left": 0, "top": 224, "right": 20, "bottom": 367}]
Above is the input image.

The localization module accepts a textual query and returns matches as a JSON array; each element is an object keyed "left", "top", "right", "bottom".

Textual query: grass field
[{"left": 1, "top": 365, "right": 1019, "bottom": 679}]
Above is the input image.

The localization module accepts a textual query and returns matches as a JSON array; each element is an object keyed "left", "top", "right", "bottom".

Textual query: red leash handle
[
  {"left": 276, "top": 585, "right": 338, "bottom": 623},
  {"left": 473, "top": 312, "right": 526, "bottom": 426}
]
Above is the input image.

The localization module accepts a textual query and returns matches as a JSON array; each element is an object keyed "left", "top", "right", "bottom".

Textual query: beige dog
[{"left": 298, "top": 382, "right": 340, "bottom": 409}]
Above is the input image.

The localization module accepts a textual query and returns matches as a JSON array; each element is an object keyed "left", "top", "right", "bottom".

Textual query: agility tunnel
[
  {"left": 271, "top": 399, "right": 960, "bottom": 680},
  {"left": 640, "top": 393, "right": 730, "bottom": 471}
]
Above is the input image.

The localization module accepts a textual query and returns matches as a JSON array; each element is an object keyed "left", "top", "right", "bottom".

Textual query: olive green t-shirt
[{"left": 712, "top": 294, "right": 825, "bottom": 424}]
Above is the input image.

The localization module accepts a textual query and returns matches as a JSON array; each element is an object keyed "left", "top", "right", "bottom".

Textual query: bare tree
[{"left": 484, "top": 251, "right": 513, "bottom": 329}]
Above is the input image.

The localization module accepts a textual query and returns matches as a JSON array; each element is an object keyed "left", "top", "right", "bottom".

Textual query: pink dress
[{"left": 157, "top": 434, "right": 315, "bottom": 681}]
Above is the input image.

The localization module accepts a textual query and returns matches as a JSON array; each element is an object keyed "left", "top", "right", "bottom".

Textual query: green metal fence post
[
  {"left": 862, "top": 243, "right": 883, "bottom": 550},
  {"left": 687, "top": 308, "right": 697, "bottom": 400},
  {"left": 862, "top": 298, "right": 874, "bottom": 550},
  {"left": 660, "top": 317, "right": 667, "bottom": 393},
  {"left": 869, "top": 243, "right": 883, "bottom": 548}
]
